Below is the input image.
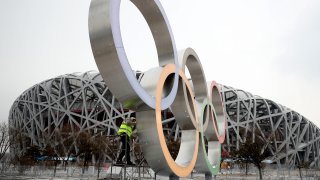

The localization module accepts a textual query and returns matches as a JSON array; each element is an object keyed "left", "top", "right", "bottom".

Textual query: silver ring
[
  {"left": 179, "top": 48, "right": 208, "bottom": 129},
  {"left": 195, "top": 99, "right": 221, "bottom": 175},
  {"left": 209, "top": 81, "right": 226, "bottom": 143},
  {"left": 89, "top": 1, "right": 227, "bottom": 177},
  {"left": 137, "top": 64, "right": 199, "bottom": 177},
  {"left": 89, "top": 0, "right": 179, "bottom": 110}
]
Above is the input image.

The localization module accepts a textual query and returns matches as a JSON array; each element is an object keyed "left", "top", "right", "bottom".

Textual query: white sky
[{"left": 1, "top": 0, "right": 320, "bottom": 127}]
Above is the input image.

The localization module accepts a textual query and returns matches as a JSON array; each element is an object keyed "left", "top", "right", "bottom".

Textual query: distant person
[{"left": 116, "top": 117, "right": 136, "bottom": 165}]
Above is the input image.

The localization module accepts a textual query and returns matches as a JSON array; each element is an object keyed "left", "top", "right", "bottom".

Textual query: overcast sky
[{"left": 1, "top": 0, "right": 320, "bottom": 127}]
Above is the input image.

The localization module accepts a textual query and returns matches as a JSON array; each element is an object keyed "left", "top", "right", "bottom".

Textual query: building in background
[{"left": 8, "top": 71, "right": 320, "bottom": 168}]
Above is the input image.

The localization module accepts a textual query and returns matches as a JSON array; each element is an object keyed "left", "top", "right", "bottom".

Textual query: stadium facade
[{"left": 9, "top": 71, "right": 320, "bottom": 168}]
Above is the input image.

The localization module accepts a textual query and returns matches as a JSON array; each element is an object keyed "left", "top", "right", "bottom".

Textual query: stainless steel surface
[
  {"left": 195, "top": 98, "right": 222, "bottom": 175},
  {"left": 179, "top": 48, "right": 208, "bottom": 129},
  {"left": 88, "top": 0, "right": 179, "bottom": 110},
  {"left": 179, "top": 48, "right": 208, "bottom": 102},
  {"left": 137, "top": 64, "right": 199, "bottom": 177},
  {"left": 200, "top": 82, "right": 225, "bottom": 174},
  {"left": 170, "top": 76, "right": 197, "bottom": 130},
  {"left": 220, "top": 85, "right": 320, "bottom": 168},
  {"left": 88, "top": 0, "right": 226, "bottom": 177},
  {"left": 177, "top": 48, "right": 225, "bottom": 175},
  {"left": 210, "top": 81, "right": 226, "bottom": 143}
]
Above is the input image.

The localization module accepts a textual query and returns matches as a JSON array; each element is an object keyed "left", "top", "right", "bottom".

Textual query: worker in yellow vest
[{"left": 116, "top": 117, "right": 136, "bottom": 165}]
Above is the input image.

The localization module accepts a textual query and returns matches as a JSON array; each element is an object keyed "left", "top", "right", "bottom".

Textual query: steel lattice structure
[
  {"left": 221, "top": 85, "right": 320, "bottom": 168},
  {"left": 8, "top": 71, "right": 178, "bottom": 161},
  {"left": 8, "top": 71, "right": 135, "bottom": 158},
  {"left": 9, "top": 71, "right": 320, "bottom": 168}
]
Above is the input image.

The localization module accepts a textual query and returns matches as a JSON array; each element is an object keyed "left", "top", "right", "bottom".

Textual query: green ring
[{"left": 199, "top": 98, "right": 221, "bottom": 175}]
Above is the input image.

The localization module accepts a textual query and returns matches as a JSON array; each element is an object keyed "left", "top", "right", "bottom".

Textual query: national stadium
[{"left": 9, "top": 71, "right": 320, "bottom": 169}]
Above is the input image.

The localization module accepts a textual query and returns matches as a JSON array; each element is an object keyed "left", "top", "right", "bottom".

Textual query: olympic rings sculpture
[{"left": 89, "top": 0, "right": 226, "bottom": 177}]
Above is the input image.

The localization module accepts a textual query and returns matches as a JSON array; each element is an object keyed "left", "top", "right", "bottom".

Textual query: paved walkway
[{"left": 1, "top": 166, "right": 320, "bottom": 180}]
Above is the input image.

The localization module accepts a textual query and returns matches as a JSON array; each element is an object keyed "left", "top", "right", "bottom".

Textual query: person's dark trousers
[{"left": 117, "top": 133, "right": 131, "bottom": 163}]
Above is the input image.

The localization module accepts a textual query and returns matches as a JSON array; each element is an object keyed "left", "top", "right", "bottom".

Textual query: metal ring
[
  {"left": 179, "top": 48, "right": 208, "bottom": 129},
  {"left": 89, "top": 0, "right": 227, "bottom": 176},
  {"left": 136, "top": 64, "right": 199, "bottom": 177},
  {"left": 179, "top": 48, "right": 208, "bottom": 102},
  {"left": 194, "top": 99, "right": 221, "bottom": 175},
  {"left": 89, "top": 0, "right": 179, "bottom": 110},
  {"left": 209, "top": 81, "right": 226, "bottom": 143}
]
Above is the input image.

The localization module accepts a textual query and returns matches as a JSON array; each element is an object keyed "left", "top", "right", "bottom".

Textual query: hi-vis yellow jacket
[{"left": 117, "top": 123, "right": 133, "bottom": 138}]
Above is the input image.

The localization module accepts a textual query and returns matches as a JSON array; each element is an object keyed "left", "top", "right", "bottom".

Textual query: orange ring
[{"left": 155, "top": 64, "right": 199, "bottom": 177}]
